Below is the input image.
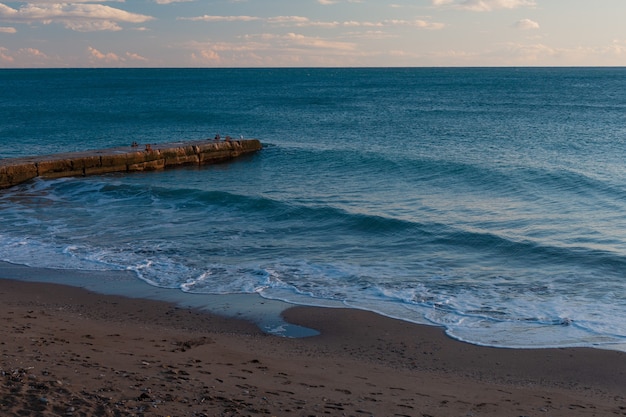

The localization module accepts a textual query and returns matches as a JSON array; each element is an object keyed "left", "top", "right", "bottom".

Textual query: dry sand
[{"left": 1, "top": 278, "right": 624, "bottom": 417}]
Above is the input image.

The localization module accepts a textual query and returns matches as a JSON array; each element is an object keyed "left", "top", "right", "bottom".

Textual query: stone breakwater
[{"left": 0, "top": 139, "right": 262, "bottom": 190}]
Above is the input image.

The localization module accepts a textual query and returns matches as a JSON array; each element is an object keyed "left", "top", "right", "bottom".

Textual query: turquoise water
[{"left": 1, "top": 68, "right": 626, "bottom": 349}]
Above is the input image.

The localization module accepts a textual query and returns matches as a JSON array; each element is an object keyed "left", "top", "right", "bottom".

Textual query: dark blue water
[{"left": 1, "top": 68, "right": 626, "bottom": 350}]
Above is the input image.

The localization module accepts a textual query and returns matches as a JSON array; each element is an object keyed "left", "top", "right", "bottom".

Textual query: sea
[{"left": 1, "top": 67, "right": 626, "bottom": 351}]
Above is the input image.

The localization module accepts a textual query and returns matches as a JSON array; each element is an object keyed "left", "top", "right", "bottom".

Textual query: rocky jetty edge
[{"left": 0, "top": 139, "right": 262, "bottom": 189}]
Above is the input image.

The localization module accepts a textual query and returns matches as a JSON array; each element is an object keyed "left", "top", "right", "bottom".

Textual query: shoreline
[
  {"left": 1, "top": 278, "right": 625, "bottom": 416},
  {"left": 0, "top": 261, "right": 319, "bottom": 338},
  {"left": 2, "top": 261, "right": 625, "bottom": 353}
]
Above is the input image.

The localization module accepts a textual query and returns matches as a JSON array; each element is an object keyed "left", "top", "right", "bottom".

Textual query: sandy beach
[{"left": 1, "top": 278, "right": 624, "bottom": 417}]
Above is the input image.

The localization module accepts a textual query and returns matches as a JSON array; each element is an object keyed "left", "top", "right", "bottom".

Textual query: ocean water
[{"left": 1, "top": 67, "right": 626, "bottom": 350}]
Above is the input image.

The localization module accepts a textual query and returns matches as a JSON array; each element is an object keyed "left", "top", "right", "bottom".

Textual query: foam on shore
[{"left": 0, "top": 261, "right": 317, "bottom": 338}]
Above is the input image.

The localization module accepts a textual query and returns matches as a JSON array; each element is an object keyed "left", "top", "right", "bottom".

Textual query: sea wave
[{"left": 2, "top": 68, "right": 626, "bottom": 350}]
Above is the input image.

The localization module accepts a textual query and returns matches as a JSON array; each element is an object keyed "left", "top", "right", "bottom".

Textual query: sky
[{"left": 1, "top": 0, "right": 626, "bottom": 68}]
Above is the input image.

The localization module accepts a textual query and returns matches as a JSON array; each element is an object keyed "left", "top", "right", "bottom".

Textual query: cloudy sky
[{"left": 1, "top": 0, "right": 626, "bottom": 67}]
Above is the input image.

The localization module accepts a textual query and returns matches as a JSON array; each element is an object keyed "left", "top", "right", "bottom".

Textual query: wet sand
[{"left": 1, "top": 278, "right": 624, "bottom": 416}]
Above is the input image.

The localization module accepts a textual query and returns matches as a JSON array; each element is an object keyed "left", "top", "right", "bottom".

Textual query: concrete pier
[{"left": 0, "top": 139, "right": 262, "bottom": 190}]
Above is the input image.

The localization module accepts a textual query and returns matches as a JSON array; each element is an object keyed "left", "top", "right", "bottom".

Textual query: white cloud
[
  {"left": 240, "top": 32, "right": 356, "bottom": 51},
  {"left": 68, "top": 20, "right": 123, "bottom": 31},
  {"left": 433, "top": 0, "right": 536, "bottom": 11},
  {"left": 0, "top": 26, "right": 16, "bottom": 33},
  {"left": 181, "top": 15, "right": 260, "bottom": 22},
  {"left": 488, "top": 42, "right": 558, "bottom": 64},
  {"left": 283, "top": 32, "right": 356, "bottom": 50},
  {"left": 0, "top": 46, "right": 14, "bottom": 62},
  {"left": 191, "top": 49, "right": 221, "bottom": 64},
  {"left": 88, "top": 46, "right": 121, "bottom": 63},
  {"left": 20, "top": 47, "right": 47, "bottom": 58},
  {"left": 420, "top": 39, "right": 626, "bottom": 66},
  {"left": 0, "top": 45, "right": 53, "bottom": 65},
  {"left": 154, "top": 0, "right": 195, "bottom": 4},
  {"left": 305, "top": 17, "right": 445, "bottom": 29},
  {"left": 0, "top": 2, "right": 153, "bottom": 32},
  {"left": 180, "top": 14, "right": 444, "bottom": 30},
  {"left": 183, "top": 32, "right": 362, "bottom": 67},
  {"left": 187, "top": 40, "right": 266, "bottom": 65},
  {"left": 266, "top": 16, "right": 310, "bottom": 24},
  {"left": 317, "top": 0, "right": 363, "bottom": 3},
  {"left": 0, "top": 3, "right": 17, "bottom": 16},
  {"left": 87, "top": 46, "right": 149, "bottom": 64},
  {"left": 514, "top": 18, "right": 539, "bottom": 30},
  {"left": 125, "top": 51, "right": 148, "bottom": 62},
  {"left": 6, "top": 0, "right": 125, "bottom": 3},
  {"left": 344, "top": 30, "right": 395, "bottom": 40},
  {"left": 384, "top": 19, "right": 445, "bottom": 30}
]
